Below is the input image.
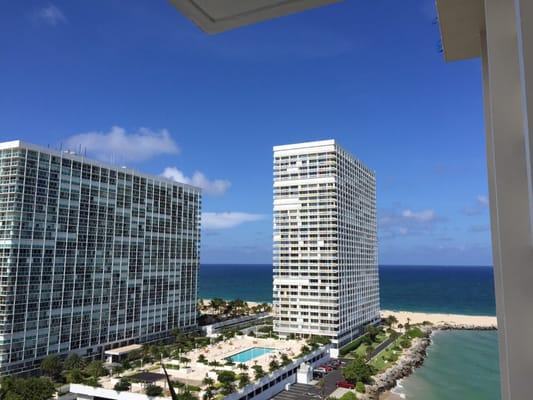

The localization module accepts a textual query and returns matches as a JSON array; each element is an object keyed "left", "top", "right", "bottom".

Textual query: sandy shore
[
  {"left": 381, "top": 310, "right": 497, "bottom": 328},
  {"left": 379, "top": 392, "right": 403, "bottom": 400},
  {"left": 199, "top": 298, "right": 266, "bottom": 309}
]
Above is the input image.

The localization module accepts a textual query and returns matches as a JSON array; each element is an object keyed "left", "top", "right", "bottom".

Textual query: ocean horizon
[{"left": 199, "top": 264, "right": 497, "bottom": 316}]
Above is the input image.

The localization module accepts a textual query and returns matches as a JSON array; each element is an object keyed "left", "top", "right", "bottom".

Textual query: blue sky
[{"left": 0, "top": 0, "right": 491, "bottom": 266}]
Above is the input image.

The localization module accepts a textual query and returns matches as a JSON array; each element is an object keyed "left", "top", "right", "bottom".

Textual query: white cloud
[
  {"left": 477, "top": 195, "right": 489, "bottom": 206},
  {"left": 36, "top": 4, "right": 66, "bottom": 26},
  {"left": 202, "top": 212, "right": 266, "bottom": 230},
  {"left": 65, "top": 126, "right": 179, "bottom": 162},
  {"left": 463, "top": 195, "right": 489, "bottom": 216},
  {"left": 162, "top": 167, "right": 231, "bottom": 196},
  {"left": 401, "top": 209, "right": 437, "bottom": 223},
  {"left": 398, "top": 227, "right": 409, "bottom": 236}
]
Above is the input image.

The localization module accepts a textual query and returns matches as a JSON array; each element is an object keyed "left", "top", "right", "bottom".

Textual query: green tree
[
  {"left": 179, "top": 356, "right": 191, "bottom": 367},
  {"left": 342, "top": 355, "right": 375, "bottom": 384},
  {"left": 217, "top": 370, "right": 236, "bottom": 385},
  {"left": 269, "top": 358, "right": 280, "bottom": 372},
  {"left": 40, "top": 354, "right": 63, "bottom": 380},
  {"left": 64, "top": 353, "right": 86, "bottom": 371},
  {"left": 386, "top": 315, "right": 398, "bottom": 329},
  {"left": 65, "top": 367, "right": 84, "bottom": 384},
  {"left": 217, "top": 370, "right": 236, "bottom": 395},
  {"left": 203, "top": 386, "right": 216, "bottom": 400},
  {"left": 300, "top": 345, "right": 311, "bottom": 355},
  {"left": 177, "top": 388, "right": 196, "bottom": 400},
  {"left": 197, "top": 354, "right": 207, "bottom": 363},
  {"left": 202, "top": 376, "right": 215, "bottom": 386},
  {"left": 238, "top": 373, "right": 250, "bottom": 388},
  {"left": 145, "top": 384, "right": 164, "bottom": 396},
  {"left": 251, "top": 365, "right": 265, "bottom": 380},
  {"left": 365, "top": 324, "right": 379, "bottom": 342},
  {"left": 280, "top": 353, "right": 291, "bottom": 366},
  {"left": 84, "top": 360, "right": 107, "bottom": 378},
  {"left": 209, "top": 298, "right": 226, "bottom": 314},
  {"left": 114, "top": 378, "right": 131, "bottom": 391},
  {"left": 0, "top": 376, "right": 56, "bottom": 400}
]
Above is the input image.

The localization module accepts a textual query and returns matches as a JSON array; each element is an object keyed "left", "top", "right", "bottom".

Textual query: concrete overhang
[
  {"left": 436, "top": 0, "right": 485, "bottom": 62},
  {"left": 170, "top": 0, "right": 342, "bottom": 34}
]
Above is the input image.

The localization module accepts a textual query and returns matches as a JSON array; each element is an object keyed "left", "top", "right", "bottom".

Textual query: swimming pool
[{"left": 227, "top": 347, "right": 274, "bottom": 363}]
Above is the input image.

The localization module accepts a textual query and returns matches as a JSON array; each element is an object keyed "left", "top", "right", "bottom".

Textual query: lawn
[{"left": 370, "top": 342, "right": 401, "bottom": 372}]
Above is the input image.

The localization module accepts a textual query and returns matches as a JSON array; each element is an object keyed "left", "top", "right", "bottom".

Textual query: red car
[
  {"left": 336, "top": 381, "right": 355, "bottom": 389},
  {"left": 321, "top": 365, "right": 333, "bottom": 372}
]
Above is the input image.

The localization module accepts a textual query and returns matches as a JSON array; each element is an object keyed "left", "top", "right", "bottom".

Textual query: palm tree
[
  {"left": 202, "top": 376, "right": 215, "bottom": 387},
  {"left": 209, "top": 298, "right": 226, "bottom": 315},
  {"left": 386, "top": 315, "right": 398, "bottom": 329}
]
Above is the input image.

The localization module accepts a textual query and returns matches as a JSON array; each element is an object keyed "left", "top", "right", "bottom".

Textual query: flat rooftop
[{"left": 0, "top": 140, "right": 201, "bottom": 192}]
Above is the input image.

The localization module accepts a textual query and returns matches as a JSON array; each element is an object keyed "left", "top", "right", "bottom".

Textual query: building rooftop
[{"left": 0, "top": 140, "right": 201, "bottom": 192}]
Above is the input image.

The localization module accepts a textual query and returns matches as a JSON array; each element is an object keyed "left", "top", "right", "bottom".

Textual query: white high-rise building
[
  {"left": 0, "top": 141, "right": 201, "bottom": 374},
  {"left": 273, "top": 140, "right": 380, "bottom": 353}
]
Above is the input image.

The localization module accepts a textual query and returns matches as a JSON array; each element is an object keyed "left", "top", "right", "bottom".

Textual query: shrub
[
  {"left": 114, "top": 379, "right": 131, "bottom": 391},
  {"left": 356, "top": 382, "right": 366, "bottom": 393},
  {"left": 85, "top": 376, "right": 101, "bottom": 387},
  {"left": 406, "top": 327, "right": 424, "bottom": 339},
  {"left": 145, "top": 384, "right": 164, "bottom": 396},
  {"left": 339, "top": 335, "right": 368, "bottom": 356},
  {"left": 339, "top": 391, "right": 357, "bottom": 400},
  {"left": 217, "top": 370, "right": 236, "bottom": 385},
  {"left": 238, "top": 373, "right": 250, "bottom": 388},
  {"left": 65, "top": 367, "right": 84, "bottom": 384},
  {"left": 342, "top": 355, "right": 375, "bottom": 384},
  {"left": 252, "top": 365, "right": 265, "bottom": 379}
]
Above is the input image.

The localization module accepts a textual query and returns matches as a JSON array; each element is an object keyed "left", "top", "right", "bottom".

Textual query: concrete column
[
  {"left": 514, "top": 0, "right": 533, "bottom": 238},
  {"left": 482, "top": 1, "right": 533, "bottom": 399}
]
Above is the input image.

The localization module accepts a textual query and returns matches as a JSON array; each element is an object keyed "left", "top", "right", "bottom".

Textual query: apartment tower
[
  {"left": 0, "top": 141, "right": 201, "bottom": 374},
  {"left": 273, "top": 140, "right": 380, "bottom": 354}
]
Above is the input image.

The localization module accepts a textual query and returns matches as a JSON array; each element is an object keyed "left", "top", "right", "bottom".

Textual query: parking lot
[{"left": 272, "top": 358, "right": 351, "bottom": 400}]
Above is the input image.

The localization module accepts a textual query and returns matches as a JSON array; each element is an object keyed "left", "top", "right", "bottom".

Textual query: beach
[{"left": 381, "top": 309, "right": 497, "bottom": 328}]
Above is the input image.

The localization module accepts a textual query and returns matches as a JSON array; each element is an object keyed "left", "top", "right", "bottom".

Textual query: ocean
[
  {"left": 199, "top": 264, "right": 501, "bottom": 399},
  {"left": 199, "top": 264, "right": 496, "bottom": 316}
]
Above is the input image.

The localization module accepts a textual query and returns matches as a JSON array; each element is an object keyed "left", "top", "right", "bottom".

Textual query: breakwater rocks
[
  {"left": 363, "top": 331, "right": 432, "bottom": 400},
  {"left": 436, "top": 323, "right": 497, "bottom": 331},
  {"left": 362, "top": 324, "right": 497, "bottom": 399}
]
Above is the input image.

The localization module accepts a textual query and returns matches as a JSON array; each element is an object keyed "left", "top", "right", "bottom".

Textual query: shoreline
[
  {"left": 368, "top": 311, "right": 497, "bottom": 400},
  {"left": 381, "top": 309, "right": 497, "bottom": 328}
]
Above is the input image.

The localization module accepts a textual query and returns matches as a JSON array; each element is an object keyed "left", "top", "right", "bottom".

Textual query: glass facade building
[
  {"left": 0, "top": 141, "right": 201, "bottom": 374},
  {"left": 273, "top": 140, "right": 380, "bottom": 351}
]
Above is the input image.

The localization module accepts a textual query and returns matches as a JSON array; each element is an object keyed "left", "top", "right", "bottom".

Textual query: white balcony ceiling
[
  {"left": 170, "top": 0, "right": 342, "bottom": 34},
  {"left": 436, "top": 0, "right": 485, "bottom": 62}
]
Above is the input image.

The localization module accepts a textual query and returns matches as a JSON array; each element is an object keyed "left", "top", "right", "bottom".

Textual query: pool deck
[{"left": 164, "top": 336, "right": 305, "bottom": 385}]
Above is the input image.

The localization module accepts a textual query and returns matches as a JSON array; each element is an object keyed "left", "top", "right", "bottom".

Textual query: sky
[{"left": 0, "top": 0, "right": 492, "bottom": 266}]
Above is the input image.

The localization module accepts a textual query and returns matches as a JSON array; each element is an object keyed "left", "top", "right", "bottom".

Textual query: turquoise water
[
  {"left": 398, "top": 331, "right": 501, "bottom": 400},
  {"left": 228, "top": 347, "right": 274, "bottom": 363}
]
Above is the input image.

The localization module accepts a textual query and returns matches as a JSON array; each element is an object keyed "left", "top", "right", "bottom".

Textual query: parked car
[
  {"left": 320, "top": 364, "right": 333, "bottom": 372},
  {"left": 336, "top": 381, "right": 355, "bottom": 389}
]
